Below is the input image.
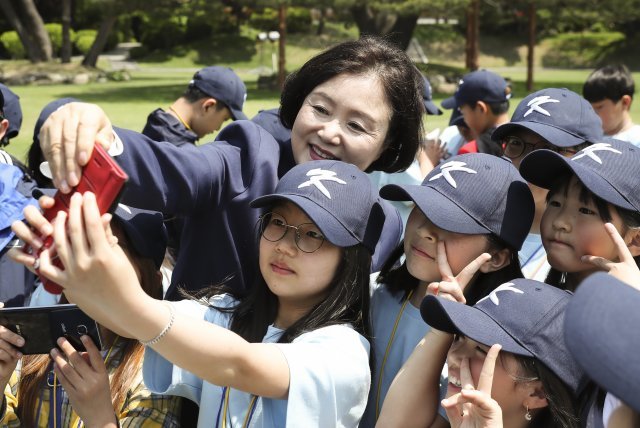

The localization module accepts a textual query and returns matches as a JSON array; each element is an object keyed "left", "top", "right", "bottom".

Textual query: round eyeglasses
[
  {"left": 259, "top": 212, "right": 325, "bottom": 253},
  {"left": 502, "top": 135, "right": 580, "bottom": 159}
]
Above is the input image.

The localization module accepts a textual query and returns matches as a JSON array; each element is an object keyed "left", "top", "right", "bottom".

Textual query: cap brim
[
  {"left": 380, "top": 184, "right": 490, "bottom": 235},
  {"left": 250, "top": 193, "right": 361, "bottom": 249},
  {"left": 565, "top": 273, "right": 640, "bottom": 412},
  {"left": 230, "top": 108, "right": 248, "bottom": 121},
  {"left": 519, "top": 150, "right": 635, "bottom": 210},
  {"left": 441, "top": 97, "right": 457, "bottom": 109},
  {"left": 421, "top": 295, "right": 534, "bottom": 357},
  {"left": 424, "top": 101, "right": 443, "bottom": 116},
  {"left": 491, "top": 122, "right": 586, "bottom": 147}
]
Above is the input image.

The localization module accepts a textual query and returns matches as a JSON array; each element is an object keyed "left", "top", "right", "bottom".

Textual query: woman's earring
[{"left": 525, "top": 406, "right": 532, "bottom": 421}]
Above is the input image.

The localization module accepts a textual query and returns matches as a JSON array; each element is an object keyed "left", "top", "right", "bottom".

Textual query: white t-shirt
[
  {"left": 143, "top": 294, "right": 371, "bottom": 428},
  {"left": 613, "top": 124, "right": 640, "bottom": 148}
]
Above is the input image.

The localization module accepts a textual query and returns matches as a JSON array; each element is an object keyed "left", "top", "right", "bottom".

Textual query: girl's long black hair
[{"left": 188, "top": 217, "right": 373, "bottom": 345}]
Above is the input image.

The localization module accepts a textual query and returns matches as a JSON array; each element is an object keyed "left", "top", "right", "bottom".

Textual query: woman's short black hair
[{"left": 279, "top": 36, "right": 425, "bottom": 173}]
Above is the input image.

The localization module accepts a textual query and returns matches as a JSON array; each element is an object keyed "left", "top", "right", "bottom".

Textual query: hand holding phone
[
  {"left": 0, "top": 304, "right": 102, "bottom": 355},
  {"left": 22, "top": 144, "right": 128, "bottom": 294}
]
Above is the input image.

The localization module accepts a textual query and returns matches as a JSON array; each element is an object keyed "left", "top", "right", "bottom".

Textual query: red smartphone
[{"left": 23, "top": 144, "right": 128, "bottom": 294}]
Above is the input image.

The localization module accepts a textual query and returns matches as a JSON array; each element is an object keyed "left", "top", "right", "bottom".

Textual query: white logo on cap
[
  {"left": 429, "top": 161, "right": 477, "bottom": 188},
  {"left": 523, "top": 96, "right": 560, "bottom": 117},
  {"left": 478, "top": 282, "right": 523, "bottom": 306},
  {"left": 571, "top": 142, "right": 622, "bottom": 165},
  {"left": 298, "top": 168, "right": 346, "bottom": 199}
]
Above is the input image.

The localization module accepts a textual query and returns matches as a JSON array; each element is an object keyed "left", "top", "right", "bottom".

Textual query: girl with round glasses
[{"left": 11, "top": 160, "right": 385, "bottom": 427}]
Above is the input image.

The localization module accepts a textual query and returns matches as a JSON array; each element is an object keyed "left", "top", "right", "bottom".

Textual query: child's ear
[
  {"left": 521, "top": 381, "right": 549, "bottom": 411},
  {"left": 621, "top": 94, "right": 633, "bottom": 111},
  {"left": 476, "top": 100, "right": 489, "bottom": 114},
  {"left": 479, "top": 248, "right": 511, "bottom": 273},
  {"left": 202, "top": 98, "right": 217, "bottom": 111},
  {"left": 625, "top": 228, "right": 640, "bottom": 257}
]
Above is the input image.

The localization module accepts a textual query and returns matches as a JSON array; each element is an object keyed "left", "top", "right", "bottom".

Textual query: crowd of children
[{"left": 0, "top": 35, "right": 638, "bottom": 427}]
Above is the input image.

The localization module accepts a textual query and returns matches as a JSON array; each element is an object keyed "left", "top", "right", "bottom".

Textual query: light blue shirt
[{"left": 143, "top": 295, "right": 371, "bottom": 428}]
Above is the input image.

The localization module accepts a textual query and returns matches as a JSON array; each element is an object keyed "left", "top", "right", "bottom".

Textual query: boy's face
[
  {"left": 458, "top": 102, "right": 489, "bottom": 138},
  {"left": 590, "top": 97, "right": 630, "bottom": 136}
]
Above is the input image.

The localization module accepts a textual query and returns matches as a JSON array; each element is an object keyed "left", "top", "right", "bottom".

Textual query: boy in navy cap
[
  {"left": 491, "top": 87, "right": 603, "bottom": 281},
  {"left": 441, "top": 69, "right": 511, "bottom": 156},
  {"left": 583, "top": 64, "right": 640, "bottom": 147},
  {"left": 142, "top": 66, "right": 247, "bottom": 146}
]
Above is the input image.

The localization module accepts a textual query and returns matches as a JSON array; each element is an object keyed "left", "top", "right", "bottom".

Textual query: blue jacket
[{"left": 142, "top": 108, "right": 198, "bottom": 147}]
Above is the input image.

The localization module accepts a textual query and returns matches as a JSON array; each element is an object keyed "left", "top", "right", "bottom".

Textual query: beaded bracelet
[{"left": 140, "top": 302, "right": 175, "bottom": 347}]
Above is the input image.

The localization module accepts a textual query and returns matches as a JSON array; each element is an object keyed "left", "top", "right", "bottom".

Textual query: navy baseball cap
[
  {"left": 520, "top": 138, "right": 640, "bottom": 212},
  {"left": 250, "top": 160, "right": 385, "bottom": 253},
  {"left": 422, "top": 76, "right": 443, "bottom": 116},
  {"left": 190, "top": 66, "right": 247, "bottom": 120},
  {"left": 448, "top": 108, "right": 467, "bottom": 128},
  {"left": 492, "top": 88, "right": 603, "bottom": 148},
  {"left": 380, "top": 153, "right": 534, "bottom": 250},
  {"left": 421, "top": 278, "right": 584, "bottom": 394},
  {"left": 0, "top": 84, "right": 22, "bottom": 140},
  {"left": 441, "top": 70, "right": 511, "bottom": 109},
  {"left": 111, "top": 204, "right": 167, "bottom": 270},
  {"left": 565, "top": 272, "right": 640, "bottom": 412}
]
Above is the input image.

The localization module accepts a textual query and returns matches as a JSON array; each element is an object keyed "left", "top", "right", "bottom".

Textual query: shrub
[
  {"left": 0, "top": 31, "right": 25, "bottom": 59},
  {"left": 73, "top": 29, "right": 97, "bottom": 55},
  {"left": 542, "top": 31, "right": 626, "bottom": 68},
  {"left": 140, "top": 17, "right": 186, "bottom": 50}
]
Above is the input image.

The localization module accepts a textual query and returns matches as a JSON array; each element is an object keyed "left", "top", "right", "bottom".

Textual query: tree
[
  {"left": 61, "top": 0, "right": 72, "bottom": 63},
  {"left": 0, "top": 0, "right": 52, "bottom": 62}
]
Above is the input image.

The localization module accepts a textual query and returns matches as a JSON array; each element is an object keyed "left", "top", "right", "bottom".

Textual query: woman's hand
[
  {"left": 582, "top": 222, "right": 640, "bottom": 290},
  {"left": 39, "top": 102, "right": 114, "bottom": 193},
  {"left": 442, "top": 344, "right": 504, "bottom": 428},
  {"left": 51, "top": 336, "right": 118, "bottom": 427},
  {"left": 427, "top": 241, "right": 492, "bottom": 304}
]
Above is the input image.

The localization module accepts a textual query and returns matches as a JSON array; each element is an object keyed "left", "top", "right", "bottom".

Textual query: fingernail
[
  {"left": 60, "top": 180, "right": 70, "bottom": 193},
  {"left": 42, "top": 224, "right": 53, "bottom": 236},
  {"left": 16, "top": 338, "right": 24, "bottom": 347},
  {"left": 32, "top": 238, "right": 44, "bottom": 249},
  {"left": 78, "top": 151, "right": 88, "bottom": 165},
  {"left": 50, "top": 348, "right": 58, "bottom": 357},
  {"left": 57, "top": 337, "right": 65, "bottom": 346},
  {"left": 68, "top": 172, "right": 79, "bottom": 186}
]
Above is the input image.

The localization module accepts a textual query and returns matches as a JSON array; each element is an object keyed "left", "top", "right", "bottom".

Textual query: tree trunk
[
  {"left": 61, "top": 0, "right": 72, "bottom": 63},
  {"left": 350, "top": 5, "right": 418, "bottom": 50},
  {"left": 0, "top": 0, "right": 48, "bottom": 62},
  {"left": 465, "top": 0, "right": 480, "bottom": 71},
  {"left": 20, "top": 0, "right": 53, "bottom": 61},
  {"left": 278, "top": 3, "right": 287, "bottom": 91},
  {"left": 82, "top": 14, "right": 118, "bottom": 67},
  {"left": 526, "top": 1, "right": 536, "bottom": 91}
]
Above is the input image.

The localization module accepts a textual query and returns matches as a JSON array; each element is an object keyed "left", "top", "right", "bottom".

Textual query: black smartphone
[{"left": 0, "top": 304, "right": 102, "bottom": 355}]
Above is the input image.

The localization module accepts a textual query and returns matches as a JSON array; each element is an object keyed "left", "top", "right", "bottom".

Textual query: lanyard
[
  {"left": 216, "top": 386, "right": 258, "bottom": 428},
  {"left": 374, "top": 289, "right": 414, "bottom": 419},
  {"left": 168, "top": 106, "right": 193, "bottom": 131}
]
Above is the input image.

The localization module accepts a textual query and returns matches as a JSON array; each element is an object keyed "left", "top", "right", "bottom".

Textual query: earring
[{"left": 525, "top": 406, "right": 532, "bottom": 421}]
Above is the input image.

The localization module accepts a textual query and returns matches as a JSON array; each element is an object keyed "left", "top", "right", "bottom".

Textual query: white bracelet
[{"left": 140, "top": 302, "right": 175, "bottom": 347}]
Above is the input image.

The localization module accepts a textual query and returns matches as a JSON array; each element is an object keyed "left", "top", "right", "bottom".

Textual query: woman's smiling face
[{"left": 290, "top": 72, "right": 391, "bottom": 171}]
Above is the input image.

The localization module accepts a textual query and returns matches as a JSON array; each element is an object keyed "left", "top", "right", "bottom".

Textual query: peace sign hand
[
  {"left": 582, "top": 223, "right": 640, "bottom": 290},
  {"left": 427, "top": 241, "right": 492, "bottom": 304},
  {"left": 441, "top": 344, "right": 504, "bottom": 428}
]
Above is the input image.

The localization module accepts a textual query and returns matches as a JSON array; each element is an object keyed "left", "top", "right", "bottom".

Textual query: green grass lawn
[{"left": 3, "top": 26, "right": 640, "bottom": 163}]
